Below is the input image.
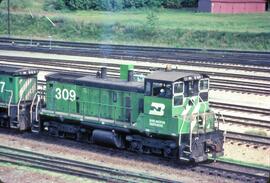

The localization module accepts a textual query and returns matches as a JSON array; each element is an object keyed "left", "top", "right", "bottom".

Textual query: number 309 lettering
[{"left": 55, "top": 88, "right": 76, "bottom": 101}]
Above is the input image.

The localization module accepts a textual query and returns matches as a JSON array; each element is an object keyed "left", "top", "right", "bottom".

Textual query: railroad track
[
  {"left": 210, "top": 84, "right": 270, "bottom": 95},
  {"left": 210, "top": 79, "right": 270, "bottom": 95},
  {"left": 1, "top": 55, "right": 270, "bottom": 81},
  {"left": 211, "top": 102, "right": 270, "bottom": 129},
  {"left": 1, "top": 37, "right": 270, "bottom": 67},
  {"left": 196, "top": 160, "right": 269, "bottom": 183},
  {"left": 0, "top": 145, "right": 177, "bottom": 183},
  {"left": 220, "top": 115, "right": 270, "bottom": 129},
  {"left": 225, "top": 132, "right": 270, "bottom": 146},
  {"left": 0, "top": 145, "right": 268, "bottom": 183},
  {"left": 1, "top": 55, "right": 270, "bottom": 95},
  {"left": 211, "top": 102, "right": 269, "bottom": 116},
  {"left": 0, "top": 43, "right": 269, "bottom": 76}
]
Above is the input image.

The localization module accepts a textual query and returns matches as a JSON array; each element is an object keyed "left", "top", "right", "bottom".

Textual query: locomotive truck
[{"left": 0, "top": 65, "right": 224, "bottom": 162}]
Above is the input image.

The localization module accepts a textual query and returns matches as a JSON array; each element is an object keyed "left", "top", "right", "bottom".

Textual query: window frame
[
  {"left": 199, "top": 79, "right": 209, "bottom": 92},
  {"left": 173, "top": 81, "right": 184, "bottom": 107},
  {"left": 199, "top": 78, "right": 209, "bottom": 102},
  {"left": 145, "top": 80, "right": 152, "bottom": 96},
  {"left": 145, "top": 80, "right": 173, "bottom": 99},
  {"left": 173, "top": 82, "right": 184, "bottom": 95},
  {"left": 184, "top": 80, "right": 199, "bottom": 97}
]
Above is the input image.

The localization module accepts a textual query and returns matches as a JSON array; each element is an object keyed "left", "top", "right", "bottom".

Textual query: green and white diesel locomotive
[
  {"left": 0, "top": 65, "right": 224, "bottom": 162},
  {"left": 0, "top": 66, "right": 38, "bottom": 131}
]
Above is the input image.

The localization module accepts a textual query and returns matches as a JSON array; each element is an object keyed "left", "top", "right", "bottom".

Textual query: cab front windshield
[
  {"left": 184, "top": 80, "right": 199, "bottom": 97},
  {"left": 183, "top": 79, "right": 209, "bottom": 100}
]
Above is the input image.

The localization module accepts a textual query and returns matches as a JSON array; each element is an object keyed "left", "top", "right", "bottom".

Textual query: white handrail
[
  {"left": 30, "top": 93, "right": 38, "bottom": 124},
  {"left": 17, "top": 96, "right": 23, "bottom": 122},
  {"left": 218, "top": 112, "right": 226, "bottom": 142},
  {"left": 179, "top": 115, "right": 186, "bottom": 147},
  {"left": 188, "top": 98, "right": 196, "bottom": 152},
  {"left": 6, "top": 90, "right": 13, "bottom": 117},
  {"left": 35, "top": 96, "right": 40, "bottom": 122},
  {"left": 198, "top": 95, "right": 207, "bottom": 129}
]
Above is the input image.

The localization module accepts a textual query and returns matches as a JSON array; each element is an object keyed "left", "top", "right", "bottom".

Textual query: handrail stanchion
[
  {"left": 30, "top": 93, "right": 38, "bottom": 124},
  {"left": 6, "top": 90, "right": 13, "bottom": 117}
]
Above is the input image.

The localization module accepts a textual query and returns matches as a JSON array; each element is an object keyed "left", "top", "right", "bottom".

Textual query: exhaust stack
[{"left": 101, "top": 67, "right": 107, "bottom": 79}]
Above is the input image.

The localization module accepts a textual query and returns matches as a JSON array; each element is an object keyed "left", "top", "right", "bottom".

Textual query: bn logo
[{"left": 149, "top": 103, "right": 165, "bottom": 116}]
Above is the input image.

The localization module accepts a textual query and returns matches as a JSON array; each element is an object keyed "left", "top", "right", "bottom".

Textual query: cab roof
[
  {"left": 0, "top": 66, "right": 38, "bottom": 76},
  {"left": 145, "top": 71, "right": 208, "bottom": 82}
]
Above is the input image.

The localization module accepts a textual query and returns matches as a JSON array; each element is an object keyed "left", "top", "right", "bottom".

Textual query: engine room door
[{"left": 125, "top": 96, "right": 131, "bottom": 123}]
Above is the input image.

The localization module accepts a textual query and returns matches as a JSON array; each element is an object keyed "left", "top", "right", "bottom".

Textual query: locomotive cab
[{"left": 135, "top": 70, "right": 224, "bottom": 162}]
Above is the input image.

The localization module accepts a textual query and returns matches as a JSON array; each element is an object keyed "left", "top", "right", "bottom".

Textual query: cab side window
[
  {"left": 145, "top": 80, "right": 172, "bottom": 98},
  {"left": 152, "top": 82, "right": 172, "bottom": 98}
]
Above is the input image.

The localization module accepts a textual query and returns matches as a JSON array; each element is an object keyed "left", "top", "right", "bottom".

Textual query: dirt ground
[
  {"left": 0, "top": 166, "right": 90, "bottom": 183},
  {"left": 223, "top": 140, "right": 270, "bottom": 167},
  {"left": 0, "top": 129, "right": 241, "bottom": 183}
]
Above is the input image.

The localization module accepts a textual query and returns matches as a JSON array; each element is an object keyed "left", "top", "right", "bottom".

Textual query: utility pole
[{"left": 7, "top": 0, "right": 10, "bottom": 37}]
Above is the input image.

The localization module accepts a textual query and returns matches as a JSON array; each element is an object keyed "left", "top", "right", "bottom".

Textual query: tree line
[{"left": 44, "top": 0, "right": 197, "bottom": 11}]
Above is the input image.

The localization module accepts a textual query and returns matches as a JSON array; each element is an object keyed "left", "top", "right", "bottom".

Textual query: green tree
[
  {"left": 60, "top": 0, "right": 198, "bottom": 10},
  {"left": 0, "top": 0, "right": 32, "bottom": 9},
  {"left": 44, "top": 0, "right": 66, "bottom": 11},
  {"left": 145, "top": 10, "right": 159, "bottom": 35}
]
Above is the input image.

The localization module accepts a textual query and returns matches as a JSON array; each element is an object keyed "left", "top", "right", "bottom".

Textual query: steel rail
[
  {"left": 1, "top": 37, "right": 270, "bottom": 54},
  {"left": 225, "top": 132, "right": 270, "bottom": 146},
  {"left": 210, "top": 84, "right": 270, "bottom": 95},
  {"left": 219, "top": 115, "right": 270, "bottom": 129},
  {"left": 210, "top": 102, "right": 270, "bottom": 115},
  {"left": 1, "top": 54, "right": 270, "bottom": 82},
  {"left": 210, "top": 79, "right": 270, "bottom": 89},
  {"left": 0, "top": 158, "right": 127, "bottom": 183},
  {"left": 2, "top": 43, "right": 269, "bottom": 74},
  {"left": 0, "top": 159, "right": 128, "bottom": 182},
  {"left": 196, "top": 161, "right": 269, "bottom": 183},
  {"left": 1, "top": 37, "right": 270, "bottom": 66},
  {"left": 0, "top": 145, "right": 177, "bottom": 183},
  {"left": 1, "top": 56, "right": 270, "bottom": 95},
  {"left": 0, "top": 144, "right": 268, "bottom": 183}
]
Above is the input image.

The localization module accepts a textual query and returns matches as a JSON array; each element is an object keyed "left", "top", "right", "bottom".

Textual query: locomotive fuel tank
[{"left": 92, "top": 130, "right": 125, "bottom": 149}]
